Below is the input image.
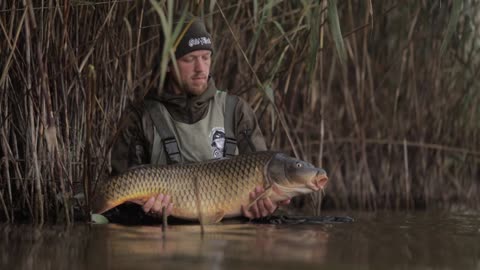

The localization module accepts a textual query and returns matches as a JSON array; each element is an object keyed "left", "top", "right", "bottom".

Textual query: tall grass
[{"left": 0, "top": 0, "right": 478, "bottom": 224}]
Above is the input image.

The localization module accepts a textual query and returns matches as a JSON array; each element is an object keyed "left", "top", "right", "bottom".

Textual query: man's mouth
[{"left": 192, "top": 76, "right": 207, "bottom": 81}]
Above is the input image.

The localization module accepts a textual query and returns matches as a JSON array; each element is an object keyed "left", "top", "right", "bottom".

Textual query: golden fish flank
[{"left": 92, "top": 151, "right": 328, "bottom": 223}]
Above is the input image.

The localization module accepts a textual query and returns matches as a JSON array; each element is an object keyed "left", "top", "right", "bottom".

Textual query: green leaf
[
  {"left": 272, "top": 20, "right": 293, "bottom": 49},
  {"left": 264, "top": 84, "right": 276, "bottom": 133},
  {"left": 306, "top": 1, "right": 321, "bottom": 79},
  {"left": 149, "top": 0, "right": 188, "bottom": 92},
  {"left": 264, "top": 84, "right": 275, "bottom": 104},
  {"left": 327, "top": 0, "right": 347, "bottom": 64},
  {"left": 266, "top": 45, "right": 289, "bottom": 87},
  {"left": 91, "top": 214, "right": 109, "bottom": 224},
  {"left": 440, "top": 0, "right": 463, "bottom": 54}
]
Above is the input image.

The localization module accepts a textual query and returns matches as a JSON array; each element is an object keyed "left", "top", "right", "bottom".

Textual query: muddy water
[{"left": 1, "top": 211, "right": 479, "bottom": 270}]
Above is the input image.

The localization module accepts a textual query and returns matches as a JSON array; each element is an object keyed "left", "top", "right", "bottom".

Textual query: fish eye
[{"left": 295, "top": 162, "right": 303, "bottom": 168}]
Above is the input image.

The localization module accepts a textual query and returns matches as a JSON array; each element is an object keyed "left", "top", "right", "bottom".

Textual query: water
[{"left": 1, "top": 211, "right": 479, "bottom": 270}]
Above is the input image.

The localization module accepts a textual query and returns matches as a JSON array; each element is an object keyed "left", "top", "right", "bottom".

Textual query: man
[{"left": 109, "top": 15, "right": 289, "bottom": 223}]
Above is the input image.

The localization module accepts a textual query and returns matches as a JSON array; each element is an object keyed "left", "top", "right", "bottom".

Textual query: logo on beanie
[{"left": 188, "top": 37, "right": 211, "bottom": 47}]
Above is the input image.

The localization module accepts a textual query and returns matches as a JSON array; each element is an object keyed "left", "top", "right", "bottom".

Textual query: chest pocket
[{"left": 145, "top": 93, "right": 238, "bottom": 165}]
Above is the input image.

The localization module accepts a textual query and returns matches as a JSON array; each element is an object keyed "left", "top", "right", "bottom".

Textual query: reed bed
[{"left": 0, "top": 0, "right": 478, "bottom": 224}]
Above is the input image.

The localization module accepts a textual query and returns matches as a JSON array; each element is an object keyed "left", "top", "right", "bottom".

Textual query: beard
[
  {"left": 186, "top": 82, "right": 208, "bottom": 96},
  {"left": 173, "top": 74, "right": 209, "bottom": 96}
]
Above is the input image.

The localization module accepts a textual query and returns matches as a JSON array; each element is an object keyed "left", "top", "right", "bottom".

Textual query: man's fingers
[
  {"left": 242, "top": 186, "right": 276, "bottom": 219},
  {"left": 255, "top": 186, "right": 264, "bottom": 194},
  {"left": 279, "top": 199, "right": 291, "bottom": 206},
  {"left": 166, "top": 202, "right": 174, "bottom": 216},
  {"left": 151, "top": 194, "right": 165, "bottom": 213},
  {"left": 142, "top": 196, "right": 155, "bottom": 213},
  {"left": 257, "top": 199, "right": 268, "bottom": 217},
  {"left": 148, "top": 194, "right": 173, "bottom": 217},
  {"left": 164, "top": 194, "right": 171, "bottom": 204},
  {"left": 241, "top": 205, "right": 253, "bottom": 219},
  {"left": 250, "top": 190, "right": 257, "bottom": 200},
  {"left": 249, "top": 191, "right": 260, "bottom": 218},
  {"left": 160, "top": 195, "right": 172, "bottom": 215},
  {"left": 263, "top": 198, "right": 277, "bottom": 214}
]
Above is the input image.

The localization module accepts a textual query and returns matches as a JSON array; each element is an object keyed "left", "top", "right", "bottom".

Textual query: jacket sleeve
[
  {"left": 110, "top": 104, "right": 151, "bottom": 175},
  {"left": 234, "top": 97, "right": 268, "bottom": 153}
]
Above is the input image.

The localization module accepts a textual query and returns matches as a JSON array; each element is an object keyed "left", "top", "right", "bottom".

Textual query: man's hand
[
  {"left": 241, "top": 186, "right": 291, "bottom": 219},
  {"left": 130, "top": 193, "right": 174, "bottom": 218}
]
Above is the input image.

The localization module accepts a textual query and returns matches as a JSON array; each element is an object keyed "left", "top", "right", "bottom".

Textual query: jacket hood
[{"left": 145, "top": 78, "right": 218, "bottom": 124}]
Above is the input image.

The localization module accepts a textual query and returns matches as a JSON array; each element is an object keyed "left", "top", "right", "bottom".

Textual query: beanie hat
[{"left": 174, "top": 17, "right": 213, "bottom": 59}]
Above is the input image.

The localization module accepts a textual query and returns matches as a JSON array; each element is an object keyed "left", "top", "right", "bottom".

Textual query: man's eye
[{"left": 180, "top": 56, "right": 194, "bottom": 63}]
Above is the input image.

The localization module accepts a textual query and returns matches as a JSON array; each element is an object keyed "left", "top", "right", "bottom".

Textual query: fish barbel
[{"left": 92, "top": 151, "right": 328, "bottom": 223}]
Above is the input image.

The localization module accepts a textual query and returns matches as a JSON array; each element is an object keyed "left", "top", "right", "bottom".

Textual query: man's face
[{"left": 171, "top": 50, "right": 212, "bottom": 96}]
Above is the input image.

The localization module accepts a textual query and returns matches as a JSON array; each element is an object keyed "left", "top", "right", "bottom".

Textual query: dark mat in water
[
  {"left": 252, "top": 215, "right": 355, "bottom": 224},
  {"left": 101, "top": 204, "right": 354, "bottom": 225}
]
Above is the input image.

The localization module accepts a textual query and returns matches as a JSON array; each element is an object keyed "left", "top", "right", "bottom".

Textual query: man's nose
[{"left": 194, "top": 59, "right": 207, "bottom": 72}]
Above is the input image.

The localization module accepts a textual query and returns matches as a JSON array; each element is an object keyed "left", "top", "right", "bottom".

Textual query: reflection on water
[{"left": 1, "top": 211, "right": 480, "bottom": 270}]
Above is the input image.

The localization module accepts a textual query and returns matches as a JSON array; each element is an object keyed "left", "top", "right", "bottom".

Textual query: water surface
[{"left": 1, "top": 211, "right": 479, "bottom": 270}]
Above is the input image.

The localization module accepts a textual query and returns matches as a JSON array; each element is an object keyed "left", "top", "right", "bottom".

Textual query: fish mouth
[{"left": 306, "top": 171, "right": 329, "bottom": 191}]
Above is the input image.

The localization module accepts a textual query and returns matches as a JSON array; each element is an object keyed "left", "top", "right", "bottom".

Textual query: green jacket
[{"left": 110, "top": 78, "right": 267, "bottom": 175}]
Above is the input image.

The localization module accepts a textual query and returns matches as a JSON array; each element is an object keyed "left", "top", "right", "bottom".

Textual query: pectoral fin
[{"left": 201, "top": 210, "right": 225, "bottom": 224}]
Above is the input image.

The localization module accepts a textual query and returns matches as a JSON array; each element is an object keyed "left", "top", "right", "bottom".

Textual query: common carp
[{"left": 92, "top": 151, "right": 328, "bottom": 223}]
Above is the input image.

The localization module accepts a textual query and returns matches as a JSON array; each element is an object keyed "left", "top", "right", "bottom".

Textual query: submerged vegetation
[{"left": 0, "top": 0, "right": 478, "bottom": 224}]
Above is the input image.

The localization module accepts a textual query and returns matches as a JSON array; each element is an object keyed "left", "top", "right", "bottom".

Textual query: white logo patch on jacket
[{"left": 210, "top": 127, "right": 225, "bottom": 158}]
